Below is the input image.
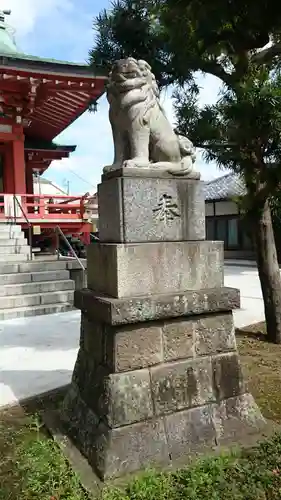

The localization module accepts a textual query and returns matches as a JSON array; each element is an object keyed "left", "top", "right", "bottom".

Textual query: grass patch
[
  {"left": 0, "top": 390, "right": 90, "bottom": 500},
  {"left": 1, "top": 322, "right": 281, "bottom": 499},
  {"left": 102, "top": 435, "right": 281, "bottom": 500},
  {"left": 237, "top": 322, "right": 281, "bottom": 423}
]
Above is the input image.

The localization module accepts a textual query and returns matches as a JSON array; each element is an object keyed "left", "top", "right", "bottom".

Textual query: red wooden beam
[
  {"left": 44, "top": 84, "right": 94, "bottom": 92},
  {"left": 0, "top": 67, "right": 106, "bottom": 85},
  {"left": 33, "top": 109, "right": 67, "bottom": 126},
  {"left": 64, "top": 90, "right": 88, "bottom": 104},
  {"left": 48, "top": 96, "right": 82, "bottom": 111},
  {"left": 0, "top": 81, "right": 29, "bottom": 93},
  {"left": 46, "top": 98, "right": 78, "bottom": 112},
  {"left": 30, "top": 116, "right": 59, "bottom": 129},
  {"left": 36, "top": 104, "right": 73, "bottom": 121},
  {"left": 44, "top": 101, "right": 77, "bottom": 116}
]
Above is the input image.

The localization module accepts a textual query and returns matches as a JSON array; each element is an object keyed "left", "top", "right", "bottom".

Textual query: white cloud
[
  {"left": 0, "top": 0, "right": 73, "bottom": 37},
  {"left": 1, "top": 0, "right": 223, "bottom": 191}
]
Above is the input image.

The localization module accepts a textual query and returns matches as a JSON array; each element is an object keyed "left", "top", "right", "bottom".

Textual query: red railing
[{"left": 0, "top": 193, "right": 98, "bottom": 222}]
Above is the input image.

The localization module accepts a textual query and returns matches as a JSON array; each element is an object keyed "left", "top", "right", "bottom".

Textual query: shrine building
[{"left": 0, "top": 10, "right": 106, "bottom": 243}]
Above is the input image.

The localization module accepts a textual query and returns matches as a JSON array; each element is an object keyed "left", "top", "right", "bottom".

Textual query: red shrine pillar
[
  {"left": 12, "top": 136, "right": 26, "bottom": 194},
  {"left": 26, "top": 165, "right": 34, "bottom": 194},
  {"left": 4, "top": 143, "right": 14, "bottom": 193}
]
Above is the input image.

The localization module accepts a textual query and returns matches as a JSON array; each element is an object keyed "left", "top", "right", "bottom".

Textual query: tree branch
[
  {"left": 195, "top": 142, "right": 236, "bottom": 148},
  {"left": 197, "top": 59, "right": 234, "bottom": 87},
  {"left": 251, "top": 43, "right": 281, "bottom": 64}
]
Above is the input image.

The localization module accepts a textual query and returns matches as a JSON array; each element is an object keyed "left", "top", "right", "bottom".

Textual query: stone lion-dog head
[{"left": 107, "top": 58, "right": 160, "bottom": 113}]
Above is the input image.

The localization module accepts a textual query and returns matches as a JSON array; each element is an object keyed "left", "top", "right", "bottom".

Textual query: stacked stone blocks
[
  {"left": 62, "top": 169, "right": 265, "bottom": 481},
  {"left": 63, "top": 304, "right": 264, "bottom": 480}
]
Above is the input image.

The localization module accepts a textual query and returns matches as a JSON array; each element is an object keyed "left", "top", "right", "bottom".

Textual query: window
[
  {"left": 216, "top": 218, "right": 227, "bottom": 243},
  {"left": 228, "top": 218, "right": 239, "bottom": 247},
  {"left": 206, "top": 218, "right": 215, "bottom": 240},
  {"left": 205, "top": 215, "right": 255, "bottom": 250}
]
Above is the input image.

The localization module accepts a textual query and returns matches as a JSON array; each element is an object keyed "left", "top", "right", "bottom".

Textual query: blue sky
[{"left": 2, "top": 0, "right": 222, "bottom": 194}]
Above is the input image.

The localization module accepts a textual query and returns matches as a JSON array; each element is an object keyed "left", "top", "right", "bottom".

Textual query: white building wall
[
  {"left": 214, "top": 201, "right": 238, "bottom": 216},
  {"left": 205, "top": 203, "right": 214, "bottom": 216},
  {"left": 33, "top": 178, "right": 67, "bottom": 197}
]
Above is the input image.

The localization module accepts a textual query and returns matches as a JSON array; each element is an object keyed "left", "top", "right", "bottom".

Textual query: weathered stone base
[
  {"left": 74, "top": 286, "right": 240, "bottom": 325},
  {"left": 62, "top": 288, "right": 265, "bottom": 480},
  {"left": 62, "top": 387, "right": 265, "bottom": 480}
]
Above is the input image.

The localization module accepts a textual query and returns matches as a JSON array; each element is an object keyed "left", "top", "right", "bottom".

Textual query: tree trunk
[{"left": 253, "top": 200, "right": 281, "bottom": 343}]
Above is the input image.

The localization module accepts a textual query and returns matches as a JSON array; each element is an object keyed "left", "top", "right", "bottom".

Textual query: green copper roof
[
  {"left": 25, "top": 138, "right": 76, "bottom": 153},
  {"left": 2, "top": 51, "right": 90, "bottom": 67},
  {"left": 0, "top": 10, "right": 22, "bottom": 55}
]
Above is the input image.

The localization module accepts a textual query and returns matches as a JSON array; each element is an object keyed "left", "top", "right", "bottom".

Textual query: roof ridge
[{"left": 204, "top": 172, "right": 234, "bottom": 185}]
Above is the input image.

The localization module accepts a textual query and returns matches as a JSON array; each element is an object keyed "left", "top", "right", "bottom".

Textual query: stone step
[
  {"left": 0, "top": 224, "right": 22, "bottom": 233},
  {"left": 0, "top": 302, "right": 74, "bottom": 321},
  {"left": 0, "top": 238, "right": 28, "bottom": 246},
  {"left": 0, "top": 261, "right": 68, "bottom": 273},
  {"left": 0, "top": 280, "right": 75, "bottom": 297},
  {"left": 0, "top": 245, "right": 30, "bottom": 255},
  {"left": 0, "top": 232, "right": 25, "bottom": 240},
  {"left": 0, "top": 254, "right": 29, "bottom": 262},
  {"left": 0, "top": 290, "right": 74, "bottom": 309},
  {"left": 0, "top": 269, "right": 70, "bottom": 284}
]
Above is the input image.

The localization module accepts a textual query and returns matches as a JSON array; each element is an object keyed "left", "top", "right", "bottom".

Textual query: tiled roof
[{"left": 203, "top": 173, "right": 246, "bottom": 201}]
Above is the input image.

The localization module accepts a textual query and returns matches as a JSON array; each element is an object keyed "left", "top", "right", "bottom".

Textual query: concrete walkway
[
  {"left": 225, "top": 265, "right": 265, "bottom": 328},
  {"left": 0, "top": 310, "right": 80, "bottom": 407},
  {"left": 0, "top": 265, "right": 265, "bottom": 408}
]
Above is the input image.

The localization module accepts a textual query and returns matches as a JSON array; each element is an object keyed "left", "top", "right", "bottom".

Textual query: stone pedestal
[
  {"left": 98, "top": 167, "right": 205, "bottom": 242},
  {"left": 62, "top": 169, "right": 265, "bottom": 481}
]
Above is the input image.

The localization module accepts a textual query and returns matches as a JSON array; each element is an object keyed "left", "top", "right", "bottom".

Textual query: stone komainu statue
[{"left": 104, "top": 57, "right": 198, "bottom": 176}]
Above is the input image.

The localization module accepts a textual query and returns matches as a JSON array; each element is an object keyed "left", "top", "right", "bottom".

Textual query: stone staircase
[{"left": 0, "top": 224, "right": 75, "bottom": 320}]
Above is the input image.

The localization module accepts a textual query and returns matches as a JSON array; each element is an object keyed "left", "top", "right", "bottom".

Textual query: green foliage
[
  {"left": 90, "top": 0, "right": 171, "bottom": 87},
  {"left": 90, "top": 0, "right": 281, "bottom": 208},
  {"left": 174, "top": 67, "right": 281, "bottom": 204}
]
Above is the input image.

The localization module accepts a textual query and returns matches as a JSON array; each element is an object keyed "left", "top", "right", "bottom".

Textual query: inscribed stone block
[
  {"left": 165, "top": 405, "right": 217, "bottom": 459},
  {"left": 212, "top": 353, "right": 245, "bottom": 400},
  {"left": 150, "top": 358, "right": 214, "bottom": 415},
  {"left": 98, "top": 170, "right": 205, "bottom": 243},
  {"left": 89, "top": 418, "right": 169, "bottom": 480},
  {"left": 105, "top": 322, "right": 163, "bottom": 372},
  {"left": 195, "top": 313, "right": 236, "bottom": 356},
  {"left": 162, "top": 318, "right": 195, "bottom": 362},
  {"left": 99, "top": 369, "right": 153, "bottom": 428}
]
